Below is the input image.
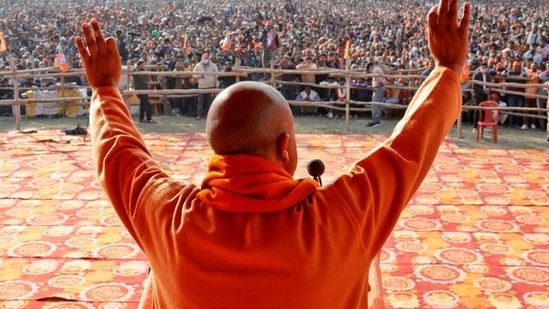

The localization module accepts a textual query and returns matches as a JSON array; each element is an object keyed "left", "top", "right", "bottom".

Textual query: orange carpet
[{"left": 0, "top": 130, "right": 548, "bottom": 308}]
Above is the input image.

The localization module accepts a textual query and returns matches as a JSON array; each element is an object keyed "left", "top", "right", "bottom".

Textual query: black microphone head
[{"left": 307, "top": 159, "right": 325, "bottom": 178}]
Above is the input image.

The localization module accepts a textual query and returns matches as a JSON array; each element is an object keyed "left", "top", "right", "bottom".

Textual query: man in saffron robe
[{"left": 76, "top": 0, "right": 470, "bottom": 307}]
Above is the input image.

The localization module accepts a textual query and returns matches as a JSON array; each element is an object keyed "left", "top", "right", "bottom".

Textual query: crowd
[{"left": 0, "top": 0, "right": 548, "bottom": 128}]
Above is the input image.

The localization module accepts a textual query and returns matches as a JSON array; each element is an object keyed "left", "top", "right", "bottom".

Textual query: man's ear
[{"left": 276, "top": 133, "right": 291, "bottom": 163}]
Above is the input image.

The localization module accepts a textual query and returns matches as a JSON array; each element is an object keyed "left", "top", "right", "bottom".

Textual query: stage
[{"left": 0, "top": 130, "right": 548, "bottom": 308}]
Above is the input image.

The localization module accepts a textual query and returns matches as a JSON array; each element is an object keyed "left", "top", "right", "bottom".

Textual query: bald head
[{"left": 206, "top": 81, "right": 297, "bottom": 173}]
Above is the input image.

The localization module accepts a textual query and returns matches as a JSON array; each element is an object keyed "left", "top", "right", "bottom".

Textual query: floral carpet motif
[{"left": 0, "top": 130, "right": 548, "bottom": 308}]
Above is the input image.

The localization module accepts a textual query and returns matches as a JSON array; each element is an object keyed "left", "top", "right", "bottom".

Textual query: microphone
[{"left": 307, "top": 159, "right": 325, "bottom": 187}]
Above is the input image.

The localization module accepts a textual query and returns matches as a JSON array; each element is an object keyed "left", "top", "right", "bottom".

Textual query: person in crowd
[
  {"left": 163, "top": 53, "right": 179, "bottom": 115},
  {"left": 0, "top": 77, "right": 13, "bottom": 115},
  {"left": 503, "top": 60, "right": 526, "bottom": 128},
  {"left": 545, "top": 81, "right": 549, "bottom": 141},
  {"left": 218, "top": 62, "right": 237, "bottom": 89},
  {"left": 260, "top": 20, "right": 280, "bottom": 73},
  {"left": 294, "top": 84, "right": 322, "bottom": 115},
  {"left": 366, "top": 61, "right": 386, "bottom": 127},
  {"left": 523, "top": 44, "right": 544, "bottom": 65},
  {"left": 383, "top": 78, "right": 406, "bottom": 119},
  {"left": 332, "top": 76, "right": 348, "bottom": 119},
  {"left": 170, "top": 60, "right": 186, "bottom": 116},
  {"left": 116, "top": 29, "right": 129, "bottom": 64},
  {"left": 276, "top": 54, "right": 299, "bottom": 105},
  {"left": 522, "top": 62, "right": 542, "bottom": 129},
  {"left": 319, "top": 75, "right": 338, "bottom": 118},
  {"left": 350, "top": 77, "right": 371, "bottom": 118},
  {"left": 350, "top": 77, "right": 371, "bottom": 102},
  {"left": 183, "top": 58, "right": 199, "bottom": 117},
  {"left": 192, "top": 53, "right": 218, "bottom": 120},
  {"left": 472, "top": 62, "right": 491, "bottom": 132},
  {"left": 296, "top": 56, "right": 317, "bottom": 90},
  {"left": 537, "top": 38, "right": 549, "bottom": 60},
  {"left": 75, "top": 0, "right": 470, "bottom": 306},
  {"left": 534, "top": 64, "right": 548, "bottom": 130},
  {"left": 526, "top": 24, "right": 543, "bottom": 46},
  {"left": 132, "top": 59, "right": 155, "bottom": 123}
]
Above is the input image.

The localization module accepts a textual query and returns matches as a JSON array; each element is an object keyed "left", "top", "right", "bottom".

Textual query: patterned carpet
[{"left": 0, "top": 130, "right": 548, "bottom": 308}]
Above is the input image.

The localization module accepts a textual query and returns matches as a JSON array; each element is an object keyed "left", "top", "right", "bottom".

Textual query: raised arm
[
  {"left": 330, "top": 0, "right": 471, "bottom": 255},
  {"left": 75, "top": 20, "right": 121, "bottom": 89},
  {"left": 428, "top": 0, "right": 470, "bottom": 75},
  {"left": 76, "top": 20, "right": 188, "bottom": 245}
]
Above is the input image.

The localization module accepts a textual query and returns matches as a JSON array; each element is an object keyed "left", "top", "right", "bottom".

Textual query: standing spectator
[
  {"left": 366, "top": 61, "right": 386, "bottom": 127},
  {"left": 537, "top": 65, "right": 548, "bottom": 131},
  {"left": 116, "top": 30, "right": 129, "bottom": 64},
  {"left": 296, "top": 56, "right": 317, "bottom": 90},
  {"left": 504, "top": 60, "right": 526, "bottom": 128},
  {"left": 522, "top": 62, "right": 541, "bottom": 129},
  {"left": 183, "top": 59, "right": 199, "bottom": 117},
  {"left": 472, "top": 63, "right": 490, "bottom": 132},
  {"left": 163, "top": 52, "right": 178, "bottom": 114},
  {"left": 276, "top": 54, "right": 298, "bottom": 99},
  {"left": 193, "top": 53, "right": 218, "bottom": 120},
  {"left": 132, "top": 59, "right": 155, "bottom": 123},
  {"left": 170, "top": 60, "right": 186, "bottom": 116},
  {"left": 218, "top": 62, "right": 237, "bottom": 89},
  {"left": 260, "top": 20, "right": 280, "bottom": 72},
  {"left": 333, "top": 77, "right": 347, "bottom": 119},
  {"left": 350, "top": 77, "right": 370, "bottom": 118}
]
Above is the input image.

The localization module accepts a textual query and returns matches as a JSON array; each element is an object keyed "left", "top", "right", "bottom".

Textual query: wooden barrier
[{"left": 1, "top": 63, "right": 547, "bottom": 137}]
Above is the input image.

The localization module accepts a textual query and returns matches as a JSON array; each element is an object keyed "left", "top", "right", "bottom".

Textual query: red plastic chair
[{"left": 476, "top": 100, "right": 499, "bottom": 143}]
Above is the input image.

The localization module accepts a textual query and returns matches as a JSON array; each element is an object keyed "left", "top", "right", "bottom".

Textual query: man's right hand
[
  {"left": 76, "top": 19, "right": 121, "bottom": 90},
  {"left": 427, "top": 0, "right": 471, "bottom": 76}
]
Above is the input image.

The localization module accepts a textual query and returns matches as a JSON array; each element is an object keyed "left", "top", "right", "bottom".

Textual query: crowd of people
[{"left": 0, "top": 0, "right": 548, "bottom": 129}]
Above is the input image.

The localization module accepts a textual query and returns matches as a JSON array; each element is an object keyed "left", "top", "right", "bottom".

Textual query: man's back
[{"left": 145, "top": 185, "right": 370, "bottom": 308}]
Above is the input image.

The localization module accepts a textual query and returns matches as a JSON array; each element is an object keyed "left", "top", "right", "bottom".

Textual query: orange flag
[
  {"left": 222, "top": 33, "right": 231, "bottom": 51},
  {"left": 55, "top": 52, "right": 68, "bottom": 72},
  {"left": 460, "top": 62, "right": 470, "bottom": 83},
  {"left": 182, "top": 33, "right": 189, "bottom": 55},
  {"left": 0, "top": 31, "right": 7, "bottom": 52},
  {"left": 343, "top": 39, "right": 351, "bottom": 60}
]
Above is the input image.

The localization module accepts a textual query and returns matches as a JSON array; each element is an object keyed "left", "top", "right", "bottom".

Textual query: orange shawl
[{"left": 197, "top": 154, "right": 318, "bottom": 212}]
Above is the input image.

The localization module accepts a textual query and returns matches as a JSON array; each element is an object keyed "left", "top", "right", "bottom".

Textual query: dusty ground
[{"left": 0, "top": 113, "right": 547, "bottom": 150}]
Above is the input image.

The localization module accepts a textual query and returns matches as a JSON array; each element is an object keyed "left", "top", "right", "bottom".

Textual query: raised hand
[
  {"left": 75, "top": 19, "right": 121, "bottom": 89},
  {"left": 427, "top": 0, "right": 471, "bottom": 76}
]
